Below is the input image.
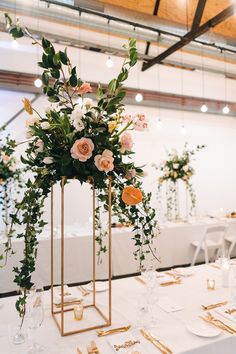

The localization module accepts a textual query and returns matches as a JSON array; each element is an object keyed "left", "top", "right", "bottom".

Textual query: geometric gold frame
[{"left": 50, "top": 176, "right": 112, "bottom": 336}]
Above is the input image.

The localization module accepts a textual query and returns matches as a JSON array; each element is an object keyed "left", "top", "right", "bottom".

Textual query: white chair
[
  {"left": 191, "top": 225, "right": 228, "bottom": 266},
  {"left": 225, "top": 234, "right": 236, "bottom": 258}
]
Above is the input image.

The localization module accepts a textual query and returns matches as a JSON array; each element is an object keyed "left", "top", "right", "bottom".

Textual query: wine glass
[{"left": 28, "top": 288, "right": 44, "bottom": 353}]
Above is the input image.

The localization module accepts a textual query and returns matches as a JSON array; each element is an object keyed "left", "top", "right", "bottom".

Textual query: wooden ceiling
[{"left": 99, "top": 0, "right": 236, "bottom": 40}]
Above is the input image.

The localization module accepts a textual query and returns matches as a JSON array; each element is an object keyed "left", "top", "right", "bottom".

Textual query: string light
[{"left": 135, "top": 93, "right": 143, "bottom": 102}]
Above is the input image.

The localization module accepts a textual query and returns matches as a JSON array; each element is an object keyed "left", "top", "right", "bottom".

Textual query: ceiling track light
[{"left": 135, "top": 93, "right": 143, "bottom": 103}]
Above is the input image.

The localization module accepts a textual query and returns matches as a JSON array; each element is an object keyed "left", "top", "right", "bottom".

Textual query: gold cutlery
[
  {"left": 96, "top": 325, "right": 131, "bottom": 337},
  {"left": 199, "top": 315, "right": 232, "bottom": 333},
  {"left": 140, "top": 329, "right": 172, "bottom": 354},
  {"left": 134, "top": 276, "right": 146, "bottom": 285},
  {"left": 225, "top": 309, "right": 236, "bottom": 315},
  {"left": 78, "top": 285, "right": 90, "bottom": 296},
  {"left": 160, "top": 279, "right": 182, "bottom": 286},
  {"left": 54, "top": 300, "right": 82, "bottom": 308},
  {"left": 201, "top": 301, "right": 228, "bottom": 310},
  {"left": 77, "top": 347, "right": 83, "bottom": 354},
  {"left": 87, "top": 340, "right": 100, "bottom": 354},
  {"left": 206, "top": 312, "right": 236, "bottom": 333}
]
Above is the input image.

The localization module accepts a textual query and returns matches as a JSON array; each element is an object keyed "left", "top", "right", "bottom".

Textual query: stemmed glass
[{"left": 28, "top": 287, "right": 44, "bottom": 353}]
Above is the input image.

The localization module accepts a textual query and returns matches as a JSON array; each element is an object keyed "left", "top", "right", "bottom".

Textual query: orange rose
[{"left": 122, "top": 186, "right": 143, "bottom": 205}]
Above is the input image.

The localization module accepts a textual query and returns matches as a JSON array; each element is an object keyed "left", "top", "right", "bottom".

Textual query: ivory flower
[
  {"left": 94, "top": 149, "right": 114, "bottom": 172},
  {"left": 22, "top": 97, "right": 33, "bottom": 115},
  {"left": 183, "top": 165, "right": 189, "bottom": 172},
  {"left": 41, "top": 121, "right": 50, "bottom": 130},
  {"left": 83, "top": 98, "right": 94, "bottom": 110},
  {"left": 173, "top": 163, "right": 179, "bottom": 169},
  {"left": 43, "top": 156, "right": 54, "bottom": 164},
  {"left": 78, "top": 82, "right": 92, "bottom": 95},
  {"left": 35, "top": 139, "right": 44, "bottom": 153},
  {"left": 71, "top": 137, "right": 94, "bottom": 161},
  {"left": 119, "top": 132, "right": 133, "bottom": 153},
  {"left": 71, "top": 106, "right": 85, "bottom": 132}
]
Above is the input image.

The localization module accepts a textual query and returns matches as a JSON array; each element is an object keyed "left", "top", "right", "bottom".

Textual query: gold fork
[{"left": 96, "top": 325, "right": 131, "bottom": 336}]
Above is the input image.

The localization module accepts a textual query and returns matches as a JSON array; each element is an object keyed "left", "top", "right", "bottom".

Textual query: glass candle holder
[
  {"left": 207, "top": 279, "right": 215, "bottom": 290},
  {"left": 73, "top": 304, "right": 84, "bottom": 321}
]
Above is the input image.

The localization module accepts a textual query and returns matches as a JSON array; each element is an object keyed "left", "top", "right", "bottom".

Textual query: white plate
[
  {"left": 84, "top": 281, "right": 109, "bottom": 292},
  {"left": 187, "top": 319, "right": 222, "bottom": 338}
]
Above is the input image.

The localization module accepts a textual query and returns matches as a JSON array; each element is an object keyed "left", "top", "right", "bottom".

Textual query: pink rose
[
  {"left": 119, "top": 132, "right": 133, "bottom": 153},
  {"left": 134, "top": 114, "right": 148, "bottom": 131},
  {"left": 125, "top": 168, "right": 136, "bottom": 180},
  {"left": 94, "top": 149, "right": 114, "bottom": 172},
  {"left": 78, "top": 82, "right": 92, "bottom": 95},
  {"left": 71, "top": 137, "right": 94, "bottom": 162}
]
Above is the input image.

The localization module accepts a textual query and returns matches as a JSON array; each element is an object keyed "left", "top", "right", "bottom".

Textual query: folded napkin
[
  {"left": 156, "top": 274, "right": 174, "bottom": 284},
  {"left": 53, "top": 285, "right": 82, "bottom": 305},
  {"left": 158, "top": 297, "right": 184, "bottom": 313}
]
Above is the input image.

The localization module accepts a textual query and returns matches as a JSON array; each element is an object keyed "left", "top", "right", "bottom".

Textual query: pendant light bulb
[
  {"left": 135, "top": 93, "right": 143, "bottom": 103},
  {"left": 106, "top": 56, "right": 113, "bottom": 68},
  {"left": 201, "top": 104, "right": 208, "bottom": 113},
  {"left": 222, "top": 105, "right": 230, "bottom": 114},
  {"left": 34, "top": 78, "right": 42, "bottom": 88},
  {"left": 156, "top": 118, "right": 163, "bottom": 129},
  {"left": 180, "top": 124, "right": 187, "bottom": 136}
]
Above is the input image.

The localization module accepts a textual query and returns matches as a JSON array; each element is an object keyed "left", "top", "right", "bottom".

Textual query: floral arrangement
[
  {"left": 153, "top": 144, "right": 205, "bottom": 221},
  {"left": 3, "top": 14, "right": 159, "bottom": 320},
  {"left": 0, "top": 128, "right": 23, "bottom": 255}
]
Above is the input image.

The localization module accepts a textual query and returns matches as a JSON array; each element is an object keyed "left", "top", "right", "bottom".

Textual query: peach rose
[
  {"left": 71, "top": 137, "right": 94, "bottom": 162},
  {"left": 94, "top": 149, "right": 114, "bottom": 172},
  {"left": 78, "top": 82, "right": 92, "bottom": 95},
  {"left": 119, "top": 132, "right": 133, "bottom": 153}
]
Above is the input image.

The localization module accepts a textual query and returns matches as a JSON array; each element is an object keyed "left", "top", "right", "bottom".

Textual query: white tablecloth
[
  {"left": 1, "top": 264, "right": 236, "bottom": 353},
  {"left": 1, "top": 218, "right": 236, "bottom": 293}
]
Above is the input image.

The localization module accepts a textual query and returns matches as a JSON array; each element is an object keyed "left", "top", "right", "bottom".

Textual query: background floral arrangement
[
  {"left": 3, "top": 14, "right": 159, "bottom": 320},
  {"left": 0, "top": 127, "right": 23, "bottom": 259},
  {"left": 153, "top": 143, "right": 205, "bottom": 221}
]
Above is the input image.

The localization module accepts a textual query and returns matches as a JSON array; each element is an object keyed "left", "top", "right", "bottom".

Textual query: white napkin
[
  {"left": 158, "top": 297, "right": 184, "bottom": 313},
  {"left": 215, "top": 305, "right": 236, "bottom": 324},
  {"left": 53, "top": 285, "right": 82, "bottom": 305},
  {"left": 156, "top": 274, "right": 173, "bottom": 284}
]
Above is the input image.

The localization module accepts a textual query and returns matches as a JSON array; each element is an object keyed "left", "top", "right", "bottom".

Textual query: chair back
[{"left": 204, "top": 225, "right": 228, "bottom": 247}]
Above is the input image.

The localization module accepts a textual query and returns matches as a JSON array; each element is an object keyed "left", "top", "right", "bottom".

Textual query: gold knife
[
  {"left": 96, "top": 325, "right": 131, "bottom": 336},
  {"left": 140, "top": 329, "right": 172, "bottom": 354},
  {"left": 161, "top": 279, "right": 182, "bottom": 286},
  {"left": 199, "top": 316, "right": 234, "bottom": 334},
  {"left": 201, "top": 301, "right": 228, "bottom": 310}
]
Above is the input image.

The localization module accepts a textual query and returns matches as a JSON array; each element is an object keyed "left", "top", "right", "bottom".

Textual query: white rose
[
  {"left": 41, "top": 121, "right": 50, "bottom": 130},
  {"left": 183, "top": 165, "right": 189, "bottom": 172},
  {"left": 25, "top": 115, "right": 39, "bottom": 128},
  {"left": 83, "top": 98, "right": 94, "bottom": 110},
  {"left": 35, "top": 139, "right": 44, "bottom": 153},
  {"left": 173, "top": 163, "right": 179, "bottom": 169},
  {"left": 43, "top": 156, "right": 54, "bottom": 164},
  {"left": 71, "top": 106, "right": 85, "bottom": 132}
]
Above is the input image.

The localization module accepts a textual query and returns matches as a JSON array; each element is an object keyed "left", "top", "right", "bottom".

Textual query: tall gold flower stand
[{"left": 50, "top": 176, "right": 112, "bottom": 336}]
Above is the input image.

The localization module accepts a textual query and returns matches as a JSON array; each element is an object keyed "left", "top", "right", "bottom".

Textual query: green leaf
[
  {"left": 51, "top": 69, "right": 60, "bottom": 79},
  {"left": 69, "top": 75, "right": 77, "bottom": 87},
  {"left": 42, "top": 72, "right": 49, "bottom": 85},
  {"left": 48, "top": 96, "right": 60, "bottom": 102},
  {"left": 42, "top": 37, "right": 51, "bottom": 50},
  {"left": 10, "top": 27, "right": 24, "bottom": 38},
  {"left": 108, "top": 79, "right": 117, "bottom": 93},
  {"left": 59, "top": 50, "right": 69, "bottom": 65},
  {"left": 53, "top": 53, "right": 60, "bottom": 66}
]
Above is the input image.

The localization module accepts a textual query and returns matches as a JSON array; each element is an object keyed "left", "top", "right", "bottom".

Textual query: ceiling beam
[
  {"left": 191, "top": 0, "right": 207, "bottom": 31},
  {"left": 142, "top": 0, "right": 161, "bottom": 69},
  {"left": 142, "top": 3, "right": 236, "bottom": 71}
]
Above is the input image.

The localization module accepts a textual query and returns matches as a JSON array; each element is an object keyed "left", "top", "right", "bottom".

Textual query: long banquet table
[
  {"left": 1, "top": 264, "right": 236, "bottom": 353},
  {"left": 1, "top": 218, "right": 236, "bottom": 293}
]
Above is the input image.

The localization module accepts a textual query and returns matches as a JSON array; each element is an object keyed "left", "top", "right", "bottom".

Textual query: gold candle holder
[
  {"left": 74, "top": 305, "right": 84, "bottom": 321},
  {"left": 207, "top": 279, "right": 215, "bottom": 290}
]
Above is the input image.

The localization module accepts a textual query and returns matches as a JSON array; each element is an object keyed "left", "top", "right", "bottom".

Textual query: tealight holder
[
  {"left": 73, "top": 304, "right": 84, "bottom": 321},
  {"left": 207, "top": 279, "right": 215, "bottom": 290}
]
